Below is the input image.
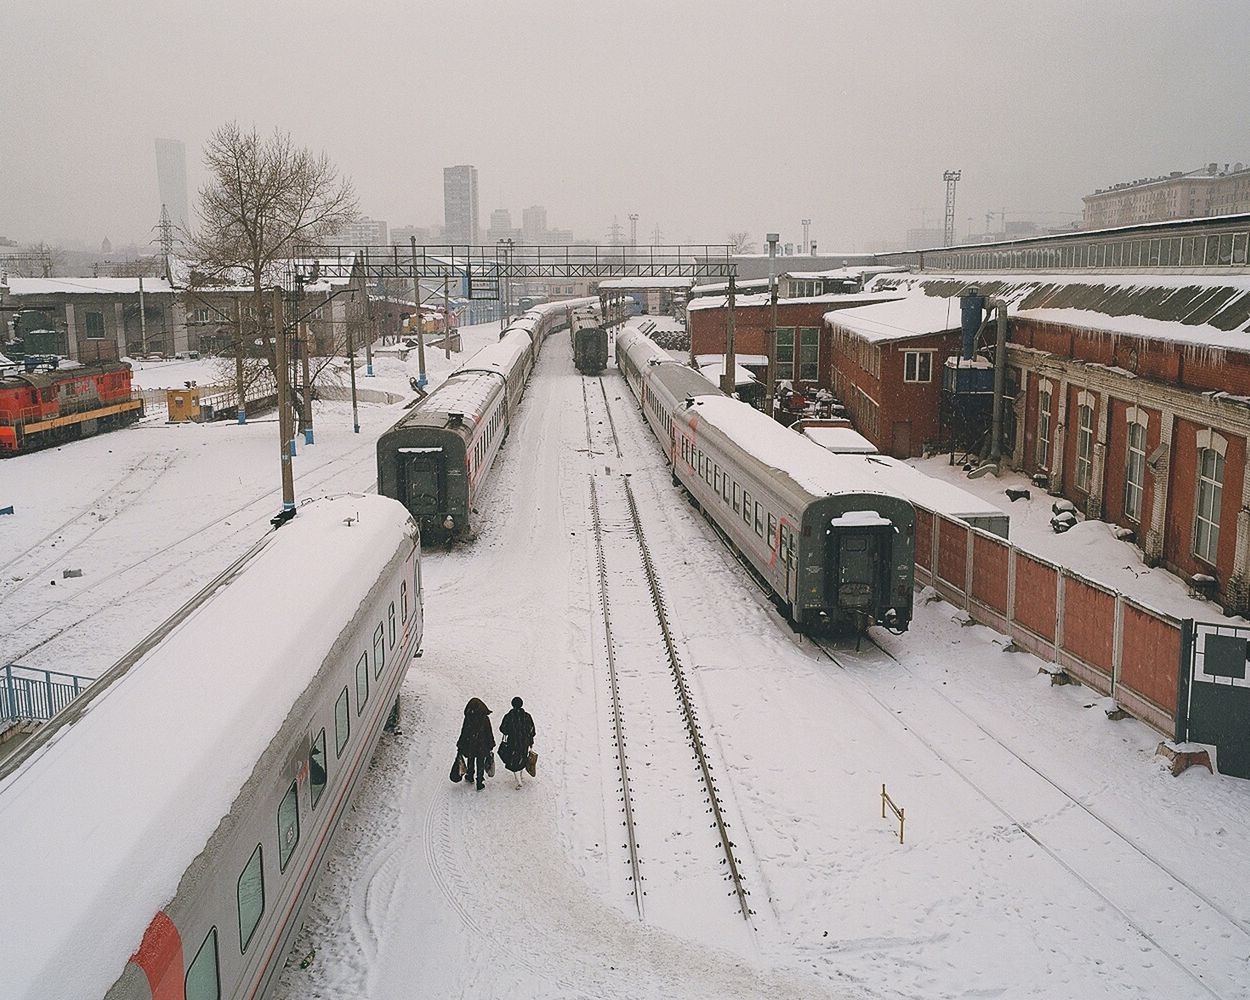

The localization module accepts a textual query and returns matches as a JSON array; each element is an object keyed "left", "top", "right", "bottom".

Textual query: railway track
[
  {"left": 1, "top": 440, "right": 378, "bottom": 667},
  {"left": 582, "top": 376, "right": 751, "bottom": 923}
]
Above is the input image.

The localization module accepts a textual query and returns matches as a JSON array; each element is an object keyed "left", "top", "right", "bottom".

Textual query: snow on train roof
[
  {"left": 685, "top": 395, "right": 907, "bottom": 498},
  {"left": 452, "top": 329, "right": 530, "bottom": 378},
  {"left": 410, "top": 371, "right": 500, "bottom": 422},
  {"left": 0, "top": 495, "right": 414, "bottom": 1000}
]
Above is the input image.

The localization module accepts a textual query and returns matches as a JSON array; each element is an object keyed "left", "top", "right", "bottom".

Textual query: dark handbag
[
  {"left": 449, "top": 753, "right": 465, "bottom": 783},
  {"left": 485, "top": 750, "right": 496, "bottom": 778},
  {"left": 525, "top": 750, "right": 538, "bottom": 777},
  {"left": 498, "top": 739, "right": 514, "bottom": 769}
]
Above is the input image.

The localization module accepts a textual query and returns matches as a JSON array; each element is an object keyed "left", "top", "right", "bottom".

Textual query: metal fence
[{"left": 1, "top": 663, "right": 92, "bottom": 725}]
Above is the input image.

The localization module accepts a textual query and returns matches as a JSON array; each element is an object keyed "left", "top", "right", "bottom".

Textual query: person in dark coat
[
  {"left": 457, "top": 697, "right": 495, "bottom": 790},
  {"left": 498, "top": 696, "right": 536, "bottom": 789}
]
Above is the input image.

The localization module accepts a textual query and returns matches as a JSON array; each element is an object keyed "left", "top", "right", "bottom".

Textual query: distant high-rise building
[
  {"left": 522, "top": 205, "right": 547, "bottom": 244},
  {"left": 392, "top": 224, "right": 445, "bottom": 246},
  {"left": 1082, "top": 161, "right": 1250, "bottom": 228},
  {"left": 330, "top": 217, "right": 389, "bottom": 245},
  {"left": 154, "top": 138, "right": 190, "bottom": 234},
  {"left": 486, "top": 208, "right": 520, "bottom": 244},
  {"left": 443, "top": 165, "right": 480, "bottom": 244}
]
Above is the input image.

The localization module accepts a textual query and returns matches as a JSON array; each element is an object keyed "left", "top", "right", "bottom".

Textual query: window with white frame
[
  {"left": 799, "top": 327, "right": 819, "bottom": 381},
  {"left": 776, "top": 327, "right": 795, "bottom": 379},
  {"left": 1123, "top": 415, "right": 1147, "bottom": 522},
  {"left": 1075, "top": 402, "right": 1094, "bottom": 492},
  {"left": 903, "top": 351, "right": 933, "bottom": 383},
  {"left": 1036, "top": 383, "right": 1053, "bottom": 469},
  {"left": 1194, "top": 440, "right": 1225, "bottom": 565}
]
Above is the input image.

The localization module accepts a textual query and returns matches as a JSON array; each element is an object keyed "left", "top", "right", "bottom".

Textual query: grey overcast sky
[{"left": 4, "top": 0, "right": 1248, "bottom": 252}]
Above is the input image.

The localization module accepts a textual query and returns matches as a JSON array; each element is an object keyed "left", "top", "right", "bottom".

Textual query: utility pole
[
  {"left": 364, "top": 272, "right": 375, "bottom": 377},
  {"left": 443, "top": 275, "right": 451, "bottom": 360},
  {"left": 409, "top": 237, "right": 427, "bottom": 388},
  {"left": 721, "top": 274, "right": 737, "bottom": 397},
  {"left": 138, "top": 275, "right": 147, "bottom": 355},
  {"left": 271, "top": 287, "right": 296, "bottom": 521},
  {"left": 801, "top": 219, "right": 811, "bottom": 254},
  {"left": 234, "top": 298, "right": 246, "bottom": 424},
  {"left": 765, "top": 233, "right": 779, "bottom": 417},
  {"left": 299, "top": 294, "right": 313, "bottom": 444},
  {"left": 628, "top": 213, "right": 639, "bottom": 248},
  {"left": 345, "top": 290, "right": 360, "bottom": 434},
  {"left": 943, "top": 170, "right": 962, "bottom": 246}
]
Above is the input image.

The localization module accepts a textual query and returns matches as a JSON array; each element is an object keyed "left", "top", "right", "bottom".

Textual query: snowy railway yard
[{"left": 4, "top": 326, "right": 1250, "bottom": 1000}]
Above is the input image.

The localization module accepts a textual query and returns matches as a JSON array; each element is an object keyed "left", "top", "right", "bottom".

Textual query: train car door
[
  {"left": 398, "top": 447, "right": 445, "bottom": 521},
  {"left": 827, "top": 513, "right": 893, "bottom": 616}
]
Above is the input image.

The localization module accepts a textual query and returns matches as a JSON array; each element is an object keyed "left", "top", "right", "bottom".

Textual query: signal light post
[{"left": 272, "top": 287, "right": 296, "bottom": 523}]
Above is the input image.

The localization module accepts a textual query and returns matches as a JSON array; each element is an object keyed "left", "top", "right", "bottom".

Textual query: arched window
[
  {"left": 1075, "top": 398, "right": 1094, "bottom": 492},
  {"left": 1194, "top": 430, "right": 1227, "bottom": 565}
]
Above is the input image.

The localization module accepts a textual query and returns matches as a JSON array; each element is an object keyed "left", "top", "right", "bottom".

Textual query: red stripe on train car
[{"left": 131, "top": 910, "right": 185, "bottom": 1000}]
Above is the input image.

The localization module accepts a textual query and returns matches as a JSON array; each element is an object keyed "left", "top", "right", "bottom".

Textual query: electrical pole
[
  {"left": 299, "top": 294, "right": 313, "bottom": 444},
  {"left": 721, "top": 274, "right": 737, "bottom": 397},
  {"left": 943, "top": 170, "right": 962, "bottom": 246},
  {"left": 271, "top": 287, "right": 296, "bottom": 520},
  {"left": 364, "top": 273, "right": 375, "bottom": 377},
  {"left": 766, "top": 233, "right": 779, "bottom": 417},
  {"left": 345, "top": 290, "right": 360, "bottom": 434},
  {"left": 138, "top": 275, "right": 147, "bottom": 355},
  {"left": 409, "top": 238, "right": 427, "bottom": 388},
  {"left": 234, "top": 298, "right": 246, "bottom": 425},
  {"left": 443, "top": 275, "right": 451, "bottom": 359}
]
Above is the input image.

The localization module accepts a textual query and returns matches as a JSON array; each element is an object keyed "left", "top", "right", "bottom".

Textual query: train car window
[
  {"left": 335, "top": 687, "right": 350, "bottom": 757},
  {"left": 742, "top": 491, "right": 752, "bottom": 524},
  {"left": 184, "top": 927, "right": 220, "bottom": 1000},
  {"left": 388, "top": 603, "right": 396, "bottom": 648},
  {"left": 754, "top": 502, "right": 764, "bottom": 537},
  {"left": 373, "top": 624, "right": 386, "bottom": 679},
  {"left": 768, "top": 512, "right": 777, "bottom": 544},
  {"left": 277, "top": 780, "right": 300, "bottom": 872},
  {"left": 237, "top": 844, "right": 265, "bottom": 952},
  {"left": 401, "top": 581, "right": 409, "bottom": 623},
  {"left": 309, "top": 729, "right": 327, "bottom": 809},
  {"left": 733, "top": 483, "right": 741, "bottom": 513},
  {"left": 356, "top": 652, "right": 369, "bottom": 713},
  {"left": 713, "top": 467, "right": 721, "bottom": 493}
]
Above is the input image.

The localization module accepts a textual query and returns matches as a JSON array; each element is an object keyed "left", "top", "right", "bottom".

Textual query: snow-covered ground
[{"left": 5, "top": 325, "right": 1250, "bottom": 999}]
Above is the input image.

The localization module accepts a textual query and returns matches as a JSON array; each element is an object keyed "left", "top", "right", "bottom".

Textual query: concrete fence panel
[
  {"left": 1011, "top": 553, "right": 1059, "bottom": 655},
  {"left": 1059, "top": 574, "right": 1116, "bottom": 694},
  {"left": 970, "top": 532, "right": 1011, "bottom": 626},
  {"left": 936, "top": 517, "right": 969, "bottom": 603},
  {"left": 914, "top": 507, "right": 935, "bottom": 581},
  {"left": 1117, "top": 599, "right": 1182, "bottom": 736}
]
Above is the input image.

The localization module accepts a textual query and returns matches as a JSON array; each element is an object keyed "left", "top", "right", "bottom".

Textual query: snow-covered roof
[
  {"left": 5, "top": 277, "right": 176, "bottom": 296},
  {"left": 799, "top": 425, "right": 878, "bottom": 454},
  {"left": 844, "top": 454, "right": 1005, "bottom": 522},
  {"left": 597, "top": 277, "right": 695, "bottom": 290},
  {"left": 869, "top": 272, "right": 1250, "bottom": 351},
  {"left": 697, "top": 360, "right": 759, "bottom": 386},
  {"left": 688, "top": 291, "right": 903, "bottom": 312},
  {"left": 453, "top": 329, "right": 531, "bottom": 379},
  {"left": 823, "top": 293, "right": 965, "bottom": 343},
  {"left": 689, "top": 278, "right": 771, "bottom": 297},
  {"left": 695, "top": 353, "right": 767, "bottom": 367},
  {"left": 685, "top": 394, "right": 906, "bottom": 497},
  {"left": 0, "top": 495, "right": 415, "bottom": 1000}
]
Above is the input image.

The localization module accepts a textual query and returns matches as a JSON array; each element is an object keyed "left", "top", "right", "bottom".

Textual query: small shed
[{"left": 166, "top": 386, "right": 202, "bottom": 422}]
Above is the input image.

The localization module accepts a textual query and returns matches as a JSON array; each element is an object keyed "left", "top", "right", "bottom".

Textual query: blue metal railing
[{"left": 1, "top": 663, "right": 92, "bottom": 725}]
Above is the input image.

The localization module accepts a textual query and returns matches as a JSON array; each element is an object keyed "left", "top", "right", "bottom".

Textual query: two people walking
[{"left": 454, "top": 696, "right": 536, "bottom": 791}]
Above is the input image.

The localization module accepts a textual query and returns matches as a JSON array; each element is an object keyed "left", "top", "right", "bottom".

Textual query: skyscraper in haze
[
  {"left": 443, "top": 165, "right": 479, "bottom": 244},
  {"left": 522, "top": 205, "right": 547, "bottom": 244},
  {"left": 154, "top": 138, "right": 190, "bottom": 233}
]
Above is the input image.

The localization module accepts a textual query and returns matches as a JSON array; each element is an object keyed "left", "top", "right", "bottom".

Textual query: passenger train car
[
  {"left": 616, "top": 320, "right": 914, "bottom": 631},
  {"left": 569, "top": 306, "right": 608, "bottom": 375},
  {"left": 0, "top": 494, "right": 423, "bottom": 1000},
  {"left": 377, "top": 297, "right": 595, "bottom": 540},
  {"left": 0, "top": 359, "right": 143, "bottom": 455}
]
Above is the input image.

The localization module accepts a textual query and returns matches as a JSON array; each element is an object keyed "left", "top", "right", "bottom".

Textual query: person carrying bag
[{"left": 498, "top": 696, "right": 536, "bottom": 789}]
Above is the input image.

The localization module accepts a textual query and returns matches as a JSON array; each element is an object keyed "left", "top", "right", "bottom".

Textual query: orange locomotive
[{"left": 0, "top": 360, "right": 144, "bottom": 455}]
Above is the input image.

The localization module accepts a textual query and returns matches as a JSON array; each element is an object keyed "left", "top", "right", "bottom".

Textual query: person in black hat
[
  {"left": 498, "top": 696, "right": 536, "bottom": 789},
  {"left": 456, "top": 697, "right": 495, "bottom": 791}
]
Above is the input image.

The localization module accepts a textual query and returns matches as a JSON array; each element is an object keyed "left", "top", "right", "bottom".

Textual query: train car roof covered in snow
[
  {"left": 452, "top": 329, "right": 531, "bottom": 379},
  {"left": 0, "top": 495, "right": 416, "bottom": 1000},
  {"left": 832, "top": 455, "right": 1008, "bottom": 535},
  {"left": 402, "top": 371, "right": 502, "bottom": 425},
  {"left": 682, "top": 394, "right": 908, "bottom": 499}
]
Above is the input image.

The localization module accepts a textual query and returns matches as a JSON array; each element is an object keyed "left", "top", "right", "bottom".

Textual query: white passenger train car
[{"left": 0, "top": 494, "right": 422, "bottom": 1000}]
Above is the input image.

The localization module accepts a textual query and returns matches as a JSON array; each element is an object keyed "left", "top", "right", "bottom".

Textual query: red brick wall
[
  {"left": 1119, "top": 602, "right": 1181, "bottom": 713},
  {"left": 971, "top": 534, "right": 1009, "bottom": 613},
  {"left": 1014, "top": 554, "right": 1058, "bottom": 642},
  {"left": 1060, "top": 576, "right": 1116, "bottom": 684},
  {"left": 688, "top": 301, "right": 833, "bottom": 369},
  {"left": 1165, "top": 417, "right": 1246, "bottom": 582},
  {"left": 937, "top": 518, "right": 968, "bottom": 590}
]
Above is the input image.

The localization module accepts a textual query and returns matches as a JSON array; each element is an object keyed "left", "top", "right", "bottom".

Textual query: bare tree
[
  {"left": 8, "top": 242, "right": 67, "bottom": 277},
  {"left": 188, "top": 122, "right": 358, "bottom": 373},
  {"left": 727, "top": 231, "right": 756, "bottom": 254}
]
